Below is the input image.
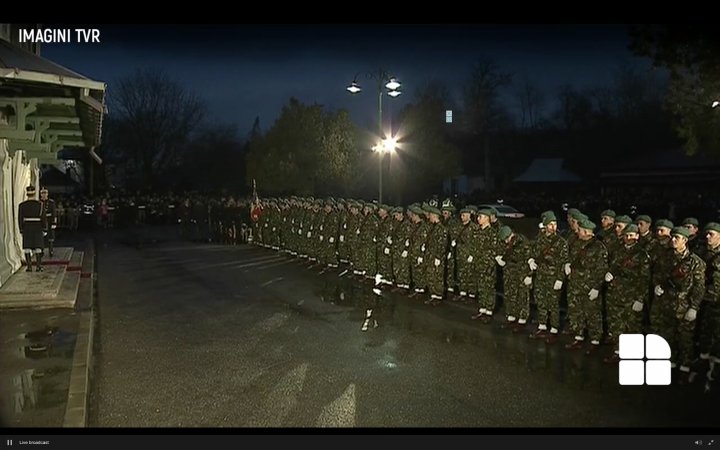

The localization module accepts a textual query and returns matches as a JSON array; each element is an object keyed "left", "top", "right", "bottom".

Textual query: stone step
[
  {"left": 37, "top": 247, "right": 74, "bottom": 265},
  {"left": 0, "top": 265, "right": 76, "bottom": 309},
  {"left": 67, "top": 251, "right": 84, "bottom": 272}
]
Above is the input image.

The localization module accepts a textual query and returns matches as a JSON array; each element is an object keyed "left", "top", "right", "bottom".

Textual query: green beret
[
  {"left": 460, "top": 206, "right": 474, "bottom": 214},
  {"left": 615, "top": 215, "right": 632, "bottom": 225},
  {"left": 477, "top": 208, "right": 494, "bottom": 217},
  {"left": 671, "top": 226, "right": 690, "bottom": 239},
  {"left": 378, "top": 204, "right": 391, "bottom": 211},
  {"left": 623, "top": 224, "right": 639, "bottom": 235},
  {"left": 498, "top": 225, "right": 513, "bottom": 241},
  {"left": 393, "top": 207, "right": 405, "bottom": 215},
  {"left": 601, "top": 209, "right": 616, "bottom": 219},
  {"left": 424, "top": 204, "right": 442, "bottom": 216},
  {"left": 568, "top": 208, "right": 581, "bottom": 217},
  {"left": 578, "top": 219, "right": 596, "bottom": 231},
  {"left": 635, "top": 215, "right": 652, "bottom": 225},
  {"left": 655, "top": 219, "right": 673, "bottom": 230},
  {"left": 703, "top": 222, "right": 720, "bottom": 233},
  {"left": 542, "top": 212, "right": 558, "bottom": 225},
  {"left": 682, "top": 217, "right": 699, "bottom": 227},
  {"left": 409, "top": 205, "right": 424, "bottom": 215},
  {"left": 488, "top": 206, "right": 499, "bottom": 216}
]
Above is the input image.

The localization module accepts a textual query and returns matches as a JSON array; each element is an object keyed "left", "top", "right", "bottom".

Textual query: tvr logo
[{"left": 619, "top": 334, "right": 672, "bottom": 385}]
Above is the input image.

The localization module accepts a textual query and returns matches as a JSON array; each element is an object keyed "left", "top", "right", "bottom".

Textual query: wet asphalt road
[{"left": 89, "top": 227, "right": 720, "bottom": 427}]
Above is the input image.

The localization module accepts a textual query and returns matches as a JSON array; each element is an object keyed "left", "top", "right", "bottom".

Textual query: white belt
[{"left": 24, "top": 218, "right": 41, "bottom": 222}]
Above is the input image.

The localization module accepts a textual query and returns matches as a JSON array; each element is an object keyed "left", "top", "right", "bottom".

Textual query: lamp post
[{"left": 347, "top": 69, "right": 402, "bottom": 204}]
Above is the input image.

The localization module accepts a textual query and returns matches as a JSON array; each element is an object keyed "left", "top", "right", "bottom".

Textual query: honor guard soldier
[
  {"left": 40, "top": 187, "right": 57, "bottom": 257},
  {"left": 19, "top": 186, "right": 45, "bottom": 272}
]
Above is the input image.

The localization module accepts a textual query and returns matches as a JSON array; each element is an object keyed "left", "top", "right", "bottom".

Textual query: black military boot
[
  {"left": 25, "top": 253, "right": 33, "bottom": 272},
  {"left": 49, "top": 240, "right": 54, "bottom": 258},
  {"left": 36, "top": 253, "right": 44, "bottom": 272}
]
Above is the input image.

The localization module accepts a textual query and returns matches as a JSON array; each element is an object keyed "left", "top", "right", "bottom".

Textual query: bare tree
[
  {"left": 109, "top": 68, "right": 205, "bottom": 188},
  {"left": 515, "top": 75, "right": 546, "bottom": 130}
]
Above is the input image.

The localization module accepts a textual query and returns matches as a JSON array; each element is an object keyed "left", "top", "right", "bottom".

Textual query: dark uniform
[
  {"left": 40, "top": 188, "right": 57, "bottom": 257},
  {"left": 19, "top": 186, "right": 44, "bottom": 271}
]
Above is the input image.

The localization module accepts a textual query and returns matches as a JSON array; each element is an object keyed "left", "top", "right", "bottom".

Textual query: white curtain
[
  {"left": 0, "top": 140, "right": 22, "bottom": 285},
  {"left": 12, "top": 150, "right": 31, "bottom": 268}
]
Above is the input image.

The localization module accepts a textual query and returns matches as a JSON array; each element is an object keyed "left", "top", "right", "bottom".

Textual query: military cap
[
  {"left": 623, "top": 224, "right": 639, "bottom": 235},
  {"left": 542, "top": 211, "right": 558, "bottom": 225},
  {"left": 488, "top": 206, "right": 499, "bottom": 217},
  {"left": 567, "top": 208, "right": 582, "bottom": 219},
  {"left": 615, "top": 215, "right": 633, "bottom": 225},
  {"left": 655, "top": 219, "right": 674, "bottom": 230},
  {"left": 26, "top": 185, "right": 36, "bottom": 194},
  {"left": 378, "top": 204, "right": 391, "bottom": 211},
  {"left": 635, "top": 215, "right": 652, "bottom": 225},
  {"left": 671, "top": 226, "right": 690, "bottom": 239},
  {"left": 477, "top": 208, "right": 494, "bottom": 217},
  {"left": 409, "top": 205, "right": 424, "bottom": 215},
  {"left": 498, "top": 225, "right": 513, "bottom": 241},
  {"left": 578, "top": 219, "right": 596, "bottom": 231},
  {"left": 393, "top": 207, "right": 405, "bottom": 215},
  {"left": 601, "top": 209, "right": 616, "bottom": 219},
  {"left": 441, "top": 198, "right": 456, "bottom": 211},
  {"left": 424, "top": 203, "right": 442, "bottom": 216},
  {"left": 682, "top": 217, "right": 699, "bottom": 227},
  {"left": 704, "top": 222, "right": 720, "bottom": 233},
  {"left": 460, "top": 205, "right": 476, "bottom": 214}
]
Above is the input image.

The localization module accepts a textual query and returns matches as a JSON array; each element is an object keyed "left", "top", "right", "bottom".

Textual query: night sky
[{"left": 41, "top": 24, "right": 651, "bottom": 137}]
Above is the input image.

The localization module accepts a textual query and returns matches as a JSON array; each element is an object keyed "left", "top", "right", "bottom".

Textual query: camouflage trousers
[
  {"left": 426, "top": 256, "right": 445, "bottom": 297},
  {"left": 319, "top": 239, "right": 338, "bottom": 266},
  {"left": 651, "top": 302, "right": 695, "bottom": 367},
  {"left": 697, "top": 300, "right": 720, "bottom": 358},
  {"left": 534, "top": 271, "right": 562, "bottom": 328},
  {"left": 606, "top": 285, "right": 646, "bottom": 340},
  {"left": 567, "top": 279, "right": 603, "bottom": 341},
  {"left": 455, "top": 256, "right": 475, "bottom": 294},
  {"left": 377, "top": 246, "right": 393, "bottom": 280},
  {"left": 503, "top": 268, "right": 530, "bottom": 320},
  {"left": 446, "top": 250, "right": 457, "bottom": 291},
  {"left": 475, "top": 263, "right": 496, "bottom": 311},
  {"left": 393, "top": 252, "right": 411, "bottom": 287},
  {"left": 411, "top": 257, "right": 427, "bottom": 291},
  {"left": 337, "top": 233, "right": 351, "bottom": 262}
]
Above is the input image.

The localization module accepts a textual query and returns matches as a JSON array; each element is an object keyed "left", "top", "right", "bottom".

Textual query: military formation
[{"left": 249, "top": 196, "right": 720, "bottom": 386}]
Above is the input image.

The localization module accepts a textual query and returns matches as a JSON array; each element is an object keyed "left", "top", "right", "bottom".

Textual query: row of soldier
[{"left": 250, "top": 197, "right": 719, "bottom": 385}]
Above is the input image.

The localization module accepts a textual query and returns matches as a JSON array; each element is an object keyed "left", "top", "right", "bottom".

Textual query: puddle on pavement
[{"left": 22, "top": 326, "right": 76, "bottom": 360}]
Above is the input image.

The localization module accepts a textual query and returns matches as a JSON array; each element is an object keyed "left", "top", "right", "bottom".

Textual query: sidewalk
[{"left": 0, "top": 237, "right": 95, "bottom": 428}]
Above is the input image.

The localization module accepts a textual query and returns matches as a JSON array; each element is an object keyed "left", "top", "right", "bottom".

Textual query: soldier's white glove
[
  {"left": 283, "top": 218, "right": 287, "bottom": 222},
  {"left": 356, "top": 229, "right": 360, "bottom": 235},
  {"left": 421, "top": 244, "right": 426, "bottom": 252},
  {"left": 684, "top": 308, "right": 697, "bottom": 322},
  {"left": 320, "top": 225, "right": 323, "bottom": 231},
  {"left": 589, "top": 289, "right": 599, "bottom": 300},
  {"left": 447, "top": 252, "right": 452, "bottom": 260},
  {"left": 528, "top": 258, "right": 538, "bottom": 271},
  {"left": 564, "top": 263, "right": 572, "bottom": 276},
  {"left": 604, "top": 272, "right": 614, "bottom": 282},
  {"left": 319, "top": 235, "right": 324, "bottom": 241},
  {"left": 307, "top": 231, "right": 311, "bottom": 238},
  {"left": 329, "top": 237, "right": 334, "bottom": 243},
  {"left": 339, "top": 235, "right": 344, "bottom": 242},
  {"left": 451, "top": 239, "right": 456, "bottom": 247},
  {"left": 343, "top": 224, "right": 347, "bottom": 229},
  {"left": 43, "top": 231, "right": 48, "bottom": 237},
  {"left": 523, "top": 276, "right": 532, "bottom": 286},
  {"left": 553, "top": 280, "right": 563, "bottom": 290},
  {"left": 434, "top": 258, "right": 441, "bottom": 267},
  {"left": 405, "top": 239, "right": 410, "bottom": 247},
  {"left": 417, "top": 257, "right": 423, "bottom": 264},
  {"left": 654, "top": 285, "right": 664, "bottom": 297},
  {"left": 632, "top": 301, "right": 643, "bottom": 312},
  {"left": 298, "top": 230, "right": 302, "bottom": 235},
  {"left": 272, "top": 227, "right": 276, "bottom": 232},
  {"left": 384, "top": 247, "right": 390, "bottom": 255},
  {"left": 467, "top": 255, "right": 474, "bottom": 263},
  {"left": 264, "top": 224, "right": 268, "bottom": 228},
  {"left": 51, "top": 225, "right": 56, "bottom": 229},
  {"left": 387, "top": 236, "right": 392, "bottom": 244},
  {"left": 373, "top": 237, "right": 377, "bottom": 243},
  {"left": 401, "top": 250, "right": 408, "bottom": 258},
  {"left": 495, "top": 256, "right": 506, "bottom": 267}
]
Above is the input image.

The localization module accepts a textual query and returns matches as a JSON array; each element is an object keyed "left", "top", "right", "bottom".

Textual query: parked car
[{"left": 478, "top": 204, "right": 525, "bottom": 219}]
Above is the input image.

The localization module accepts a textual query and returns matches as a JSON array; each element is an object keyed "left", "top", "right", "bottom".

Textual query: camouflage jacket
[
  {"left": 568, "top": 238, "right": 608, "bottom": 289},
  {"left": 659, "top": 248, "right": 706, "bottom": 311},
  {"left": 532, "top": 232, "right": 569, "bottom": 278},
  {"left": 474, "top": 224, "right": 499, "bottom": 265},
  {"left": 607, "top": 242, "right": 651, "bottom": 295},
  {"left": 426, "top": 222, "right": 449, "bottom": 262},
  {"left": 697, "top": 244, "right": 720, "bottom": 302},
  {"left": 502, "top": 233, "right": 533, "bottom": 277},
  {"left": 410, "top": 220, "right": 431, "bottom": 261},
  {"left": 392, "top": 218, "right": 412, "bottom": 256},
  {"left": 455, "top": 221, "right": 479, "bottom": 261},
  {"left": 377, "top": 216, "right": 394, "bottom": 254}
]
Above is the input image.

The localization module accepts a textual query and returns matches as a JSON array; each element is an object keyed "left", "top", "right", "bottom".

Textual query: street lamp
[{"left": 347, "top": 69, "right": 402, "bottom": 203}]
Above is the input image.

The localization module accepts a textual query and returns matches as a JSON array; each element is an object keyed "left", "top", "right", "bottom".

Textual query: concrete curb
[{"left": 62, "top": 239, "right": 96, "bottom": 428}]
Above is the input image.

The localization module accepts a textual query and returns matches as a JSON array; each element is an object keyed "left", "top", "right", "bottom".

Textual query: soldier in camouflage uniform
[
  {"left": 496, "top": 225, "right": 533, "bottom": 331},
  {"left": 455, "top": 205, "right": 479, "bottom": 301},
  {"left": 683, "top": 217, "right": 703, "bottom": 255},
  {"left": 424, "top": 204, "right": 448, "bottom": 305},
  {"left": 635, "top": 215, "right": 653, "bottom": 253},
  {"left": 410, "top": 204, "right": 430, "bottom": 295},
  {"left": 392, "top": 207, "right": 412, "bottom": 290},
  {"left": 598, "top": 210, "right": 616, "bottom": 249},
  {"left": 529, "top": 211, "right": 568, "bottom": 341},
  {"left": 319, "top": 200, "right": 339, "bottom": 268},
  {"left": 348, "top": 202, "right": 364, "bottom": 274},
  {"left": 602, "top": 224, "right": 651, "bottom": 363},
  {"left": 695, "top": 222, "right": 720, "bottom": 381},
  {"left": 652, "top": 227, "right": 706, "bottom": 382},
  {"left": 376, "top": 205, "right": 394, "bottom": 285},
  {"left": 357, "top": 202, "right": 379, "bottom": 278},
  {"left": 441, "top": 199, "right": 460, "bottom": 294},
  {"left": 471, "top": 208, "right": 500, "bottom": 323},
  {"left": 336, "top": 200, "right": 351, "bottom": 264},
  {"left": 564, "top": 219, "right": 608, "bottom": 355},
  {"left": 606, "top": 215, "right": 632, "bottom": 265},
  {"left": 649, "top": 219, "right": 675, "bottom": 319}
]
